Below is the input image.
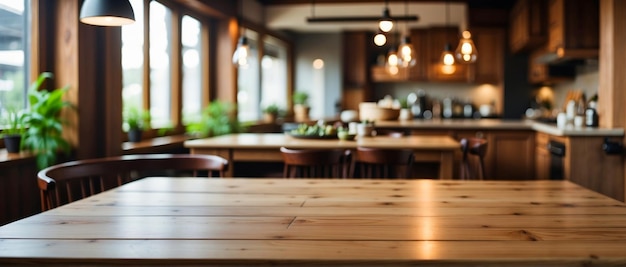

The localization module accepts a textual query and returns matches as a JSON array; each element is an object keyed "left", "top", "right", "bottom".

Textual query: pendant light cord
[{"left": 311, "top": 0, "right": 315, "bottom": 18}]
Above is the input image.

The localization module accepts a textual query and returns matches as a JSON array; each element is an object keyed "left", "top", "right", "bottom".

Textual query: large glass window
[
  {"left": 236, "top": 30, "right": 289, "bottom": 123},
  {"left": 261, "top": 36, "right": 288, "bottom": 114},
  {"left": 0, "top": 0, "right": 28, "bottom": 116},
  {"left": 181, "top": 15, "right": 203, "bottom": 123},
  {"left": 236, "top": 30, "right": 260, "bottom": 122},
  {"left": 121, "top": 0, "right": 144, "bottom": 112},
  {"left": 149, "top": 1, "right": 172, "bottom": 128}
]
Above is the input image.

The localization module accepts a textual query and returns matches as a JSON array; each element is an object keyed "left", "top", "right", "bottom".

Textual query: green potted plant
[
  {"left": 262, "top": 103, "right": 282, "bottom": 123},
  {"left": 123, "top": 106, "right": 151, "bottom": 142},
  {"left": 1, "top": 109, "right": 28, "bottom": 153},
  {"left": 398, "top": 97, "right": 412, "bottom": 120},
  {"left": 22, "top": 72, "right": 72, "bottom": 169},
  {"left": 186, "top": 100, "right": 244, "bottom": 138},
  {"left": 292, "top": 91, "right": 310, "bottom": 122}
]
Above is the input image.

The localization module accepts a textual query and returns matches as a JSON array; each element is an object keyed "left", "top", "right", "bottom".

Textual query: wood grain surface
[{"left": 1, "top": 177, "right": 626, "bottom": 266}]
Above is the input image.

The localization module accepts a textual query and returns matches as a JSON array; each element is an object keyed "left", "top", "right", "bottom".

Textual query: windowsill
[
  {"left": 122, "top": 134, "right": 190, "bottom": 154},
  {"left": 0, "top": 150, "right": 35, "bottom": 166}
]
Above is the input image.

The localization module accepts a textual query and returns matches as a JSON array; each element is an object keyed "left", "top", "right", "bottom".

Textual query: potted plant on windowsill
[
  {"left": 293, "top": 91, "right": 310, "bottom": 122},
  {"left": 1, "top": 109, "right": 27, "bottom": 153},
  {"left": 22, "top": 72, "right": 73, "bottom": 170},
  {"left": 123, "top": 106, "right": 151, "bottom": 143},
  {"left": 262, "top": 103, "right": 282, "bottom": 124},
  {"left": 186, "top": 100, "right": 245, "bottom": 138}
]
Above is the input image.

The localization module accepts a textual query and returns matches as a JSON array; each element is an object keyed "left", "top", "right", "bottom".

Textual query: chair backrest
[
  {"left": 352, "top": 147, "right": 415, "bottom": 178},
  {"left": 280, "top": 147, "right": 351, "bottom": 178},
  {"left": 459, "top": 138, "right": 488, "bottom": 180},
  {"left": 37, "top": 154, "right": 228, "bottom": 211}
]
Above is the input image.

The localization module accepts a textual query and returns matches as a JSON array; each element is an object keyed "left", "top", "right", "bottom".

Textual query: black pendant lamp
[{"left": 80, "top": 0, "right": 135, "bottom": 26}]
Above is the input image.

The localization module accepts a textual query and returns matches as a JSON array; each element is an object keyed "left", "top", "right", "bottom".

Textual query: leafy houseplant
[
  {"left": 1, "top": 109, "right": 27, "bottom": 153},
  {"left": 186, "top": 100, "right": 244, "bottom": 138},
  {"left": 123, "top": 106, "right": 151, "bottom": 142},
  {"left": 292, "top": 91, "right": 310, "bottom": 122},
  {"left": 23, "top": 72, "right": 72, "bottom": 169},
  {"left": 262, "top": 103, "right": 282, "bottom": 123}
]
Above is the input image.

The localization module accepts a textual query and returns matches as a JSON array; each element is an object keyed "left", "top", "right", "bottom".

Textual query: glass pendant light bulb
[
  {"left": 398, "top": 36, "right": 416, "bottom": 67},
  {"left": 232, "top": 36, "right": 251, "bottom": 68},
  {"left": 378, "top": 8, "right": 393, "bottom": 32},
  {"left": 455, "top": 30, "right": 478, "bottom": 63},
  {"left": 440, "top": 43, "right": 456, "bottom": 74},
  {"left": 386, "top": 48, "right": 399, "bottom": 75},
  {"left": 374, "top": 32, "right": 387, "bottom": 46}
]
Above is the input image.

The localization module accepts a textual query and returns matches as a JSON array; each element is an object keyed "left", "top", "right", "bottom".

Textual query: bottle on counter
[{"left": 585, "top": 101, "right": 599, "bottom": 127}]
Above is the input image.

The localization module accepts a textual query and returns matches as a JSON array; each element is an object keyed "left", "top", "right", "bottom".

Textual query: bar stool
[
  {"left": 280, "top": 147, "right": 351, "bottom": 178},
  {"left": 459, "top": 138, "right": 488, "bottom": 180},
  {"left": 352, "top": 147, "right": 414, "bottom": 178}
]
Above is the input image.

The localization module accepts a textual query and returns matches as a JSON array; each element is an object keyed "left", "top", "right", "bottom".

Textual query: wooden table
[
  {"left": 2, "top": 177, "right": 626, "bottom": 266},
  {"left": 185, "top": 133, "right": 460, "bottom": 179}
]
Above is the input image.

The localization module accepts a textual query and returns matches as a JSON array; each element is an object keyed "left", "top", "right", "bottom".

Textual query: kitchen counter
[{"left": 375, "top": 119, "right": 624, "bottom": 137}]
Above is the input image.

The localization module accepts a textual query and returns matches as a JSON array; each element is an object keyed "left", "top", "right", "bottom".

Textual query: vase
[
  {"left": 3, "top": 134, "right": 22, "bottom": 153},
  {"left": 128, "top": 129, "right": 143, "bottom": 143},
  {"left": 294, "top": 104, "right": 310, "bottom": 122}
]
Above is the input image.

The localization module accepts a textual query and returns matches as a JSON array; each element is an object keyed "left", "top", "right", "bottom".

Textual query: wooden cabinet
[
  {"left": 426, "top": 27, "right": 472, "bottom": 82},
  {"left": 534, "top": 132, "right": 550, "bottom": 180},
  {"left": 509, "top": 0, "right": 547, "bottom": 53},
  {"left": 409, "top": 128, "right": 535, "bottom": 180},
  {"left": 545, "top": 0, "right": 599, "bottom": 60},
  {"left": 342, "top": 31, "right": 370, "bottom": 111},
  {"left": 471, "top": 27, "right": 505, "bottom": 84},
  {"left": 528, "top": 46, "right": 575, "bottom": 84}
]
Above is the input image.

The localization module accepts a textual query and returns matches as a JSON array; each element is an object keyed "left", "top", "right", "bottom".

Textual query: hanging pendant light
[
  {"left": 386, "top": 47, "right": 400, "bottom": 75},
  {"left": 379, "top": 7, "right": 393, "bottom": 32},
  {"left": 455, "top": 30, "right": 478, "bottom": 63},
  {"left": 397, "top": 0, "right": 415, "bottom": 68},
  {"left": 80, "top": 0, "right": 135, "bottom": 26},
  {"left": 374, "top": 32, "right": 387, "bottom": 46},
  {"left": 232, "top": 0, "right": 251, "bottom": 68},
  {"left": 439, "top": 0, "right": 455, "bottom": 74},
  {"left": 440, "top": 43, "right": 456, "bottom": 74}
]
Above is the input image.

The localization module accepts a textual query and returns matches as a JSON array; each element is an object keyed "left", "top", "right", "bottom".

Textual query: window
[
  {"left": 261, "top": 36, "right": 288, "bottom": 114},
  {"left": 181, "top": 15, "right": 203, "bottom": 123},
  {"left": 237, "top": 30, "right": 289, "bottom": 122},
  {"left": 0, "top": 0, "right": 28, "bottom": 116},
  {"left": 121, "top": 0, "right": 144, "bottom": 112},
  {"left": 237, "top": 30, "right": 260, "bottom": 122},
  {"left": 122, "top": 1, "right": 208, "bottom": 134},
  {"left": 149, "top": 1, "right": 172, "bottom": 128}
]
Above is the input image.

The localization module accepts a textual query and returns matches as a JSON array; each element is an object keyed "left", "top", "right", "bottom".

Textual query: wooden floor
[{"left": 1, "top": 177, "right": 626, "bottom": 266}]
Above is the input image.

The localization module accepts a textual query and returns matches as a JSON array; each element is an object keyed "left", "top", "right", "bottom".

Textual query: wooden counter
[
  {"left": 2, "top": 177, "right": 626, "bottom": 266},
  {"left": 185, "top": 133, "right": 460, "bottom": 179}
]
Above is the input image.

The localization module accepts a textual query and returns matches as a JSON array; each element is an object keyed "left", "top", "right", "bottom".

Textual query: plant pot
[
  {"left": 263, "top": 113, "right": 277, "bottom": 124},
  {"left": 3, "top": 134, "right": 22, "bottom": 153},
  {"left": 128, "top": 129, "right": 143, "bottom": 143},
  {"left": 294, "top": 104, "right": 310, "bottom": 122},
  {"left": 399, "top": 108, "right": 412, "bottom": 120}
]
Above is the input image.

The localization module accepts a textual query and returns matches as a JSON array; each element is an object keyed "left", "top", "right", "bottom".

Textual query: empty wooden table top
[{"left": 2, "top": 177, "right": 626, "bottom": 266}]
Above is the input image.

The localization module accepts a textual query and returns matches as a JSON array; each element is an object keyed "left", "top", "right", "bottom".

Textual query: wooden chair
[
  {"left": 459, "top": 138, "right": 488, "bottom": 180},
  {"left": 280, "top": 147, "right": 351, "bottom": 178},
  {"left": 37, "top": 154, "right": 228, "bottom": 211},
  {"left": 352, "top": 147, "right": 415, "bottom": 178}
]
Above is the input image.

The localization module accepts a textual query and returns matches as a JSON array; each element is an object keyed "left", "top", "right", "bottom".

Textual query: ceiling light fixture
[
  {"left": 232, "top": 0, "right": 251, "bottom": 68},
  {"left": 374, "top": 31, "right": 387, "bottom": 46},
  {"left": 440, "top": 0, "right": 456, "bottom": 74},
  {"left": 397, "top": 0, "right": 416, "bottom": 68},
  {"left": 306, "top": 0, "right": 418, "bottom": 23},
  {"left": 455, "top": 30, "right": 478, "bottom": 63},
  {"left": 378, "top": 0, "right": 393, "bottom": 33},
  {"left": 79, "top": 0, "right": 135, "bottom": 26}
]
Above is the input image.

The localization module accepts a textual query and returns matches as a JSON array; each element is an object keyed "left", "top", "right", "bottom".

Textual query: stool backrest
[{"left": 280, "top": 147, "right": 351, "bottom": 178}]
